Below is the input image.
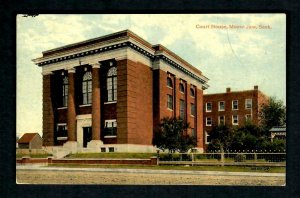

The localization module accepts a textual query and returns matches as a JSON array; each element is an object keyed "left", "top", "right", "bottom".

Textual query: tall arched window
[
  {"left": 167, "top": 77, "right": 173, "bottom": 88},
  {"left": 107, "top": 67, "right": 117, "bottom": 102},
  {"left": 82, "top": 71, "right": 92, "bottom": 105},
  {"left": 190, "top": 87, "right": 195, "bottom": 97},
  {"left": 62, "top": 76, "right": 68, "bottom": 107}
]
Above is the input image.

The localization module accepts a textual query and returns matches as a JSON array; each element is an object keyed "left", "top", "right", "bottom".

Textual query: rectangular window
[
  {"left": 205, "top": 131, "right": 211, "bottom": 144},
  {"left": 104, "top": 120, "right": 117, "bottom": 137},
  {"left": 107, "top": 76, "right": 117, "bottom": 102},
  {"left": 206, "top": 102, "right": 212, "bottom": 112},
  {"left": 232, "top": 115, "right": 239, "bottom": 125},
  {"left": 191, "top": 103, "right": 195, "bottom": 116},
  {"left": 109, "top": 147, "right": 115, "bottom": 152},
  {"left": 245, "top": 114, "right": 252, "bottom": 121},
  {"left": 101, "top": 147, "right": 106, "bottom": 152},
  {"left": 218, "top": 101, "right": 225, "bottom": 111},
  {"left": 62, "top": 85, "right": 68, "bottom": 107},
  {"left": 167, "top": 94, "right": 173, "bottom": 110},
  {"left": 232, "top": 100, "right": 238, "bottom": 110},
  {"left": 191, "top": 128, "right": 195, "bottom": 137},
  {"left": 56, "top": 124, "right": 68, "bottom": 140},
  {"left": 218, "top": 116, "right": 225, "bottom": 125},
  {"left": 206, "top": 117, "right": 212, "bottom": 126},
  {"left": 180, "top": 100, "right": 185, "bottom": 119},
  {"left": 245, "top": 99, "right": 252, "bottom": 109}
]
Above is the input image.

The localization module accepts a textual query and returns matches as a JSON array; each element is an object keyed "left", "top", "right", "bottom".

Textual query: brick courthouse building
[{"left": 33, "top": 30, "right": 209, "bottom": 153}]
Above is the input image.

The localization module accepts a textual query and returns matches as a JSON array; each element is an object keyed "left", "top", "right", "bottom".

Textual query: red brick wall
[
  {"left": 153, "top": 69, "right": 204, "bottom": 149},
  {"left": 116, "top": 59, "right": 153, "bottom": 145},
  {"left": 116, "top": 59, "right": 129, "bottom": 144},
  {"left": 203, "top": 88, "right": 268, "bottom": 148},
  {"left": 127, "top": 59, "right": 153, "bottom": 145},
  {"left": 42, "top": 74, "right": 55, "bottom": 146}
]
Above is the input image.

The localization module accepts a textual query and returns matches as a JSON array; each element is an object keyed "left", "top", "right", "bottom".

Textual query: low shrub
[{"left": 234, "top": 154, "right": 246, "bottom": 162}]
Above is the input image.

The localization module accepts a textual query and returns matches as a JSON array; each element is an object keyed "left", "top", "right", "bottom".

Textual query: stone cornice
[{"left": 34, "top": 41, "right": 209, "bottom": 87}]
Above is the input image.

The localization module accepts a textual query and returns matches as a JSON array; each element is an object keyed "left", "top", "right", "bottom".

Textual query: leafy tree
[
  {"left": 153, "top": 117, "right": 196, "bottom": 153},
  {"left": 230, "top": 122, "right": 264, "bottom": 151},
  {"left": 259, "top": 97, "right": 286, "bottom": 131},
  {"left": 207, "top": 124, "right": 233, "bottom": 152}
]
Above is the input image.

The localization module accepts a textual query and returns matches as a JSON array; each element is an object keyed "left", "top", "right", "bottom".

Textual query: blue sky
[{"left": 16, "top": 14, "right": 286, "bottom": 136}]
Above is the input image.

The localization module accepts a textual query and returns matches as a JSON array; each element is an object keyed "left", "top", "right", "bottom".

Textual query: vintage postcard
[{"left": 16, "top": 14, "right": 286, "bottom": 185}]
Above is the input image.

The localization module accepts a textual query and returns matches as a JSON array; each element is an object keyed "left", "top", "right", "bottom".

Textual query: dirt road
[{"left": 16, "top": 170, "right": 285, "bottom": 185}]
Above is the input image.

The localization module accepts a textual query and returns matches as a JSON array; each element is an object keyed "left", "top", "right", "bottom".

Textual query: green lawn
[
  {"left": 16, "top": 153, "right": 52, "bottom": 158},
  {"left": 48, "top": 163, "right": 285, "bottom": 173},
  {"left": 66, "top": 152, "right": 156, "bottom": 159}
]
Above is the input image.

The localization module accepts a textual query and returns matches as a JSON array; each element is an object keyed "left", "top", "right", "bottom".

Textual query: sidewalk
[{"left": 16, "top": 165, "right": 285, "bottom": 177}]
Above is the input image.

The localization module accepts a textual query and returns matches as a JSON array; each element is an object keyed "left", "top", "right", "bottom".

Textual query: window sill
[
  {"left": 206, "top": 110, "right": 212, "bottom": 113},
  {"left": 79, "top": 104, "right": 92, "bottom": 107},
  {"left": 167, "top": 86, "right": 173, "bottom": 89},
  {"left": 232, "top": 109, "right": 239, "bottom": 111},
  {"left": 167, "top": 108, "right": 173, "bottom": 111},
  {"left": 206, "top": 125, "right": 212, "bottom": 127},
  {"left": 57, "top": 107, "right": 67, "bottom": 110},
  {"left": 218, "top": 110, "right": 225, "bottom": 112},
  {"left": 104, "top": 136, "right": 117, "bottom": 138},
  {"left": 232, "top": 123, "right": 239, "bottom": 126},
  {"left": 104, "top": 101, "right": 117, "bottom": 105},
  {"left": 190, "top": 115, "right": 195, "bottom": 118},
  {"left": 57, "top": 137, "right": 68, "bottom": 140}
]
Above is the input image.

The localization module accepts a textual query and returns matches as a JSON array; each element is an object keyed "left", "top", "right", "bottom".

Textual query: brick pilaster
[
  {"left": 91, "top": 63, "right": 101, "bottom": 140},
  {"left": 196, "top": 88, "right": 204, "bottom": 148},
  {"left": 42, "top": 73, "right": 55, "bottom": 146},
  {"left": 67, "top": 68, "right": 76, "bottom": 141}
]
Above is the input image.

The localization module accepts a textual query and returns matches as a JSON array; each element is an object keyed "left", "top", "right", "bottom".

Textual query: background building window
[
  {"left": 179, "top": 83, "right": 185, "bottom": 93},
  {"left": 167, "top": 77, "right": 173, "bottom": 88},
  {"left": 191, "top": 103, "right": 195, "bottom": 116},
  {"left": 218, "top": 115, "right": 225, "bottom": 125},
  {"left": 232, "top": 115, "right": 239, "bottom": 125},
  {"left": 190, "top": 88, "right": 195, "bottom": 97},
  {"left": 180, "top": 99, "right": 185, "bottom": 119},
  {"left": 232, "top": 100, "right": 238, "bottom": 110},
  {"left": 205, "top": 131, "right": 211, "bottom": 144},
  {"left": 107, "top": 67, "right": 117, "bottom": 102},
  {"left": 206, "top": 117, "right": 212, "bottom": 126},
  {"left": 62, "top": 76, "right": 68, "bottom": 107},
  {"left": 218, "top": 101, "right": 225, "bottom": 111},
  {"left": 104, "top": 120, "right": 117, "bottom": 136},
  {"left": 167, "top": 94, "right": 173, "bottom": 110},
  {"left": 245, "top": 99, "right": 252, "bottom": 109},
  {"left": 245, "top": 114, "right": 252, "bottom": 121},
  {"left": 206, "top": 102, "right": 212, "bottom": 112},
  {"left": 82, "top": 71, "right": 92, "bottom": 105}
]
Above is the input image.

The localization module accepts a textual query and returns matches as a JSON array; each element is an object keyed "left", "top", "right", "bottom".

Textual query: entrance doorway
[{"left": 83, "top": 127, "right": 92, "bottom": 148}]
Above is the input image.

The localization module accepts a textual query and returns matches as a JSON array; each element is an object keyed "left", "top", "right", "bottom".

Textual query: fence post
[
  {"left": 156, "top": 150, "right": 160, "bottom": 165},
  {"left": 192, "top": 153, "right": 194, "bottom": 166},
  {"left": 254, "top": 153, "right": 257, "bottom": 162}
]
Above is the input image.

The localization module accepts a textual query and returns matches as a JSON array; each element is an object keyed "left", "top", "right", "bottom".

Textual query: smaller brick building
[
  {"left": 203, "top": 86, "right": 269, "bottom": 148},
  {"left": 17, "top": 133, "right": 43, "bottom": 149}
]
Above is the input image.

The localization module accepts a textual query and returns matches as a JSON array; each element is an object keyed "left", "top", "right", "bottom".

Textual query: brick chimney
[
  {"left": 226, "top": 87, "right": 231, "bottom": 93},
  {"left": 254, "top": 85, "right": 258, "bottom": 90}
]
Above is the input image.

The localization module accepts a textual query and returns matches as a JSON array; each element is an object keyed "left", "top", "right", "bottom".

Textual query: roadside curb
[{"left": 16, "top": 165, "right": 285, "bottom": 177}]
